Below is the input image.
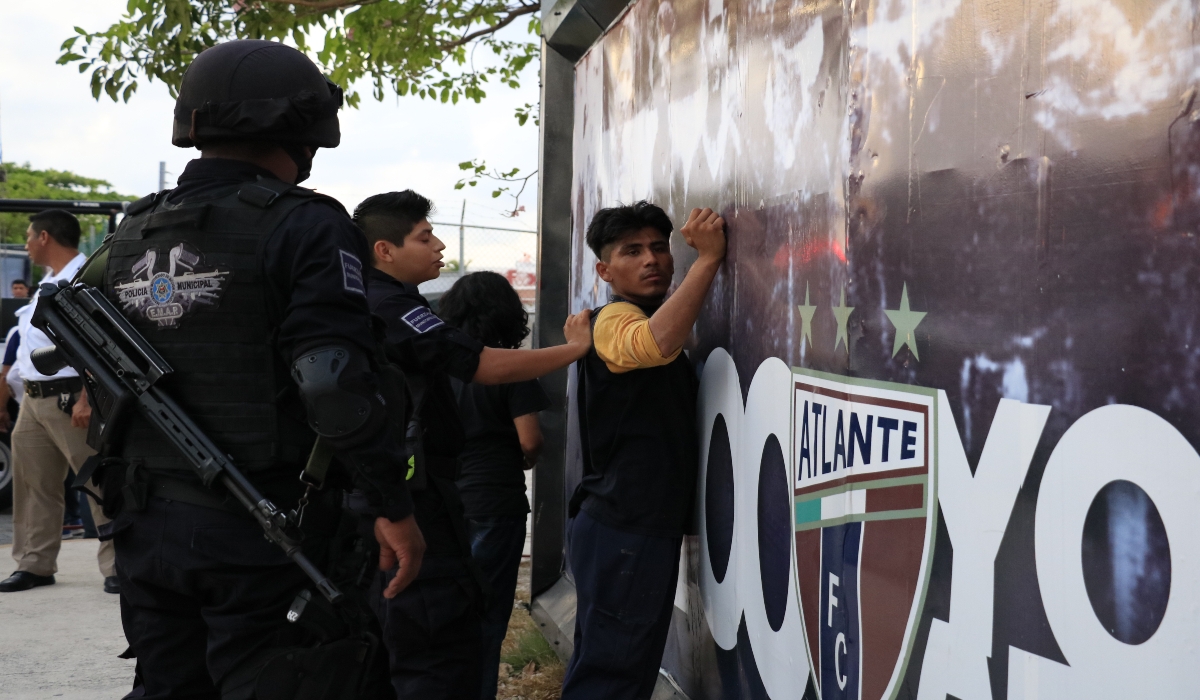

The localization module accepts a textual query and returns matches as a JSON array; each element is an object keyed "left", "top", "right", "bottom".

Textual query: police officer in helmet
[{"left": 90, "top": 40, "right": 424, "bottom": 698}]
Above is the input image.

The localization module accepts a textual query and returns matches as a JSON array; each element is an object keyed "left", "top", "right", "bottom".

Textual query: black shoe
[
  {"left": 0, "top": 571, "right": 55, "bottom": 592},
  {"left": 103, "top": 576, "right": 120, "bottom": 595}
]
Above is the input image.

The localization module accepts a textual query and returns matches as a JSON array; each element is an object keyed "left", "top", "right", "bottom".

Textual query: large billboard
[{"left": 564, "top": 0, "right": 1200, "bottom": 698}]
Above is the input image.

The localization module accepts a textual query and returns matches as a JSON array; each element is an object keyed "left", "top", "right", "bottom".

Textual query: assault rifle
[{"left": 30, "top": 281, "right": 343, "bottom": 604}]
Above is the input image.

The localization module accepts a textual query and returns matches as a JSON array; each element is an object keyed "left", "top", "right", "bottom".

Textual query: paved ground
[
  {"left": 0, "top": 488, "right": 539, "bottom": 699},
  {"left": 0, "top": 539, "right": 133, "bottom": 699}
]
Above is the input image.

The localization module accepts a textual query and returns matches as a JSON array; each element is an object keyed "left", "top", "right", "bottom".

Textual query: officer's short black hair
[
  {"left": 439, "top": 271, "right": 530, "bottom": 350},
  {"left": 28, "top": 209, "right": 81, "bottom": 249},
  {"left": 585, "top": 201, "right": 673, "bottom": 261},
  {"left": 10, "top": 280, "right": 26, "bottom": 288},
  {"left": 353, "top": 191, "right": 435, "bottom": 252}
]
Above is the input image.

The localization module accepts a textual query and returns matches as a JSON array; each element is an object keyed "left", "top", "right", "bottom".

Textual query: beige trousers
[{"left": 10, "top": 394, "right": 114, "bottom": 578}]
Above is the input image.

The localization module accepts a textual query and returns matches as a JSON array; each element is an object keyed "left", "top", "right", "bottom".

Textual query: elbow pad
[{"left": 291, "top": 345, "right": 378, "bottom": 439}]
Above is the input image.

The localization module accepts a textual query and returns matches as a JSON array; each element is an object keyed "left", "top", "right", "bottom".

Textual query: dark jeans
[
  {"left": 467, "top": 515, "right": 527, "bottom": 700},
  {"left": 561, "top": 510, "right": 682, "bottom": 700},
  {"left": 114, "top": 497, "right": 391, "bottom": 700},
  {"left": 371, "top": 570, "right": 482, "bottom": 699}
]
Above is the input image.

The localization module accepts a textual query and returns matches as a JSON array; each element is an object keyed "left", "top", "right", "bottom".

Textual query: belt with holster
[{"left": 25, "top": 377, "right": 83, "bottom": 399}]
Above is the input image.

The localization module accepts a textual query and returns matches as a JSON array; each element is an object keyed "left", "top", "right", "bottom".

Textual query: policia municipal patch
[{"left": 113, "top": 243, "right": 229, "bottom": 328}]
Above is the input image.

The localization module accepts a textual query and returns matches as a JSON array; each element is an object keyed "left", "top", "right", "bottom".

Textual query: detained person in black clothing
[
  {"left": 562, "top": 203, "right": 726, "bottom": 700},
  {"left": 439, "top": 271, "right": 550, "bottom": 700},
  {"left": 352, "top": 191, "right": 592, "bottom": 699}
]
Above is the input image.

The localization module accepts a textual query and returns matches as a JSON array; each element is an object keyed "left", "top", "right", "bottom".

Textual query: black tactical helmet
[{"left": 172, "top": 40, "right": 343, "bottom": 149}]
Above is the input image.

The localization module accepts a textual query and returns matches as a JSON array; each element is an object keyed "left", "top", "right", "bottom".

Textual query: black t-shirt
[{"left": 453, "top": 378, "right": 550, "bottom": 518}]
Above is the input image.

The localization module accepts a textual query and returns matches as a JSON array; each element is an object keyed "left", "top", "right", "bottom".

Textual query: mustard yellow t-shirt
[{"left": 593, "top": 301, "right": 680, "bottom": 374}]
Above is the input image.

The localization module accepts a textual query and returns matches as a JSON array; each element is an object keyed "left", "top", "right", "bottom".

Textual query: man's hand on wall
[{"left": 680, "top": 207, "right": 727, "bottom": 263}]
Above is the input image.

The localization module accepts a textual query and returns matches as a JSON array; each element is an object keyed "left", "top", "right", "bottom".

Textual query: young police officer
[
  {"left": 352, "top": 191, "right": 592, "bottom": 698},
  {"left": 90, "top": 41, "right": 424, "bottom": 698},
  {"left": 563, "top": 202, "right": 726, "bottom": 700}
]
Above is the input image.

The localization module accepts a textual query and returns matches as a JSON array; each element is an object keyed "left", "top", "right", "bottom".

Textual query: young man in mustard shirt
[{"left": 563, "top": 202, "right": 726, "bottom": 699}]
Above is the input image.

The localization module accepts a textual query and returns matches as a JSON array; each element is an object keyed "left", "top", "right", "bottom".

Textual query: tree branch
[
  {"left": 439, "top": 3, "right": 540, "bottom": 53},
  {"left": 256, "top": 0, "right": 377, "bottom": 11}
]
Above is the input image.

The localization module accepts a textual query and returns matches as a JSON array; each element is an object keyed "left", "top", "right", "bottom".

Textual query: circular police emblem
[
  {"left": 114, "top": 243, "right": 229, "bottom": 329},
  {"left": 150, "top": 272, "right": 174, "bottom": 305}
]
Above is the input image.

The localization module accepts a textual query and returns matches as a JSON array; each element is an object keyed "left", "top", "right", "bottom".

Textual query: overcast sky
[{"left": 0, "top": 1, "right": 541, "bottom": 231}]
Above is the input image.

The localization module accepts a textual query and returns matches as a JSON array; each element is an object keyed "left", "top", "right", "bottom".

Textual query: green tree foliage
[
  {"left": 0, "top": 163, "right": 136, "bottom": 246},
  {"left": 454, "top": 158, "right": 534, "bottom": 217},
  {"left": 58, "top": 0, "right": 541, "bottom": 107}
]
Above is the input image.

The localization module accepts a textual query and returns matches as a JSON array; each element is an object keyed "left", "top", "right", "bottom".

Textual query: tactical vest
[{"left": 99, "top": 178, "right": 329, "bottom": 475}]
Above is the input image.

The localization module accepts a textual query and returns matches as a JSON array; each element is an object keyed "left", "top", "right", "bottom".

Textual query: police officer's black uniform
[
  {"left": 90, "top": 41, "right": 413, "bottom": 700},
  {"left": 366, "top": 266, "right": 487, "bottom": 698}
]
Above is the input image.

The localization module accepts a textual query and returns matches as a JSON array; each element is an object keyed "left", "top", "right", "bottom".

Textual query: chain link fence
[{"left": 419, "top": 220, "right": 539, "bottom": 316}]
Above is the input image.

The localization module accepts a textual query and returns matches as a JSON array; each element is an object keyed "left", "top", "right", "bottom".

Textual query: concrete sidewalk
[{"left": 0, "top": 539, "right": 133, "bottom": 699}]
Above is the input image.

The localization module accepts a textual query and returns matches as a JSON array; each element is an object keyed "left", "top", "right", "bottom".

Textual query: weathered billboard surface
[{"left": 565, "top": 0, "right": 1200, "bottom": 698}]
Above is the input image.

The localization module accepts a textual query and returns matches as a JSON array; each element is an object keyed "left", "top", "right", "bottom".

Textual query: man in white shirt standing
[{"left": 0, "top": 210, "right": 116, "bottom": 593}]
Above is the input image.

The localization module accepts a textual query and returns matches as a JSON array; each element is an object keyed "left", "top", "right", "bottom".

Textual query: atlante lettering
[{"left": 793, "top": 381, "right": 927, "bottom": 487}]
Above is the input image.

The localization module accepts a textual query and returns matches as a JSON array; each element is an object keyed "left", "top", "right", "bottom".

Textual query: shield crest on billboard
[{"left": 791, "top": 369, "right": 939, "bottom": 700}]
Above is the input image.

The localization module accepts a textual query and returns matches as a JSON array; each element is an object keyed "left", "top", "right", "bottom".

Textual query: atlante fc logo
[{"left": 791, "top": 371, "right": 936, "bottom": 700}]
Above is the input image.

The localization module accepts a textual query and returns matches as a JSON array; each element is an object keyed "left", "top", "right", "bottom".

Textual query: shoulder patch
[
  {"left": 340, "top": 250, "right": 366, "bottom": 296},
  {"left": 400, "top": 306, "right": 445, "bottom": 334}
]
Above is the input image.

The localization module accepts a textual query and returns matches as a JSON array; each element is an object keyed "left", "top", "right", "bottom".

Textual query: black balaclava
[{"left": 283, "top": 144, "right": 317, "bottom": 184}]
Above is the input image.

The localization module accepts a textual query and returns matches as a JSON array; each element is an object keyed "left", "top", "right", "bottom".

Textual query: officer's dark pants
[
  {"left": 113, "top": 497, "right": 373, "bottom": 700},
  {"left": 560, "top": 510, "right": 682, "bottom": 700},
  {"left": 371, "top": 566, "right": 482, "bottom": 699},
  {"left": 467, "top": 516, "right": 527, "bottom": 700}
]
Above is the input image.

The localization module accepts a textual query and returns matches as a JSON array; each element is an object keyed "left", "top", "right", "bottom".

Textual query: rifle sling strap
[{"left": 302, "top": 437, "right": 335, "bottom": 489}]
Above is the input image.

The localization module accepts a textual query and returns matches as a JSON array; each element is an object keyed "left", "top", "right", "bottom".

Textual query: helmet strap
[{"left": 189, "top": 110, "right": 202, "bottom": 147}]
